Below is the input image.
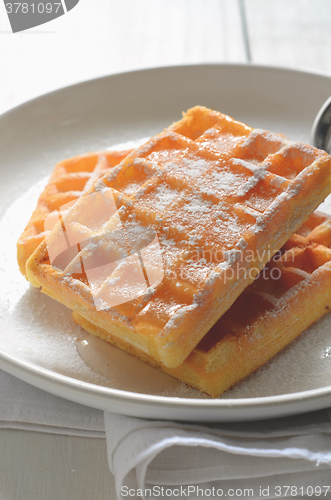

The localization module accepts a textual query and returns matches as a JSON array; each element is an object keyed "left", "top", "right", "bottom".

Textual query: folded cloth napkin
[
  {"left": 2, "top": 368, "right": 331, "bottom": 499},
  {"left": 105, "top": 411, "right": 331, "bottom": 500}
]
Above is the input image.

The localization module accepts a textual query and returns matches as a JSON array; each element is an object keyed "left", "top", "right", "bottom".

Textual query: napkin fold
[
  {"left": 1, "top": 367, "right": 331, "bottom": 500},
  {"left": 104, "top": 411, "right": 331, "bottom": 500}
]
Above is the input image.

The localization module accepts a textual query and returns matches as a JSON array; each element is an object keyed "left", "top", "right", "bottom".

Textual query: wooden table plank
[
  {"left": 0, "top": 3, "right": 246, "bottom": 499},
  {"left": 2, "top": 2, "right": 331, "bottom": 499},
  {"left": 0, "top": 429, "right": 116, "bottom": 499},
  {"left": 0, "top": 0, "right": 246, "bottom": 114},
  {"left": 244, "top": 0, "right": 331, "bottom": 74}
]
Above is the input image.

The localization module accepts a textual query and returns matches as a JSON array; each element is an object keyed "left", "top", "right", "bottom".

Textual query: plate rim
[
  {"left": 2, "top": 62, "right": 331, "bottom": 420},
  {"left": 2, "top": 61, "right": 331, "bottom": 120},
  {"left": 2, "top": 345, "right": 331, "bottom": 410}
]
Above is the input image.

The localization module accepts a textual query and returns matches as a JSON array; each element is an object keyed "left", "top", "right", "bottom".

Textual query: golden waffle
[
  {"left": 17, "top": 149, "right": 132, "bottom": 276},
  {"left": 73, "top": 211, "right": 331, "bottom": 397},
  {"left": 26, "top": 106, "right": 331, "bottom": 368}
]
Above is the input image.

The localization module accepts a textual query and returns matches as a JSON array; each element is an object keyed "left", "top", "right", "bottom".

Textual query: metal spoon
[{"left": 311, "top": 96, "right": 331, "bottom": 154}]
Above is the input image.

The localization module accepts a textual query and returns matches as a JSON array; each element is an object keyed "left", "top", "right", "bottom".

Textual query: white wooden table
[{"left": 1, "top": 1, "right": 331, "bottom": 498}]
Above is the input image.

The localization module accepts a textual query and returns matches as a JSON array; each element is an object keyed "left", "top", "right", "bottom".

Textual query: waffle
[
  {"left": 17, "top": 149, "right": 132, "bottom": 276},
  {"left": 26, "top": 106, "right": 331, "bottom": 368},
  {"left": 73, "top": 211, "right": 331, "bottom": 397}
]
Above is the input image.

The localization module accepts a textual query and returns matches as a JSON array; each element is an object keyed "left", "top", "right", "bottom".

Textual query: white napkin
[
  {"left": 2, "top": 367, "right": 331, "bottom": 499},
  {"left": 104, "top": 411, "right": 331, "bottom": 500}
]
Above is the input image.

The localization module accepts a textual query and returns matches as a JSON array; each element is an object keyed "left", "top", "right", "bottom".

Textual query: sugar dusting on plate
[{"left": 2, "top": 138, "right": 331, "bottom": 399}]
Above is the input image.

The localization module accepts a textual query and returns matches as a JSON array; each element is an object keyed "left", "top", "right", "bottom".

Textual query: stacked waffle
[
  {"left": 19, "top": 106, "right": 331, "bottom": 397},
  {"left": 17, "top": 149, "right": 132, "bottom": 276}
]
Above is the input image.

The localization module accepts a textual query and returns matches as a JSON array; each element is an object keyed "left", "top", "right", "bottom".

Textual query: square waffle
[
  {"left": 72, "top": 211, "right": 331, "bottom": 397},
  {"left": 26, "top": 106, "right": 331, "bottom": 368},
  {"left": 17, "top": 149, "right": 131, "bottom": 276}
]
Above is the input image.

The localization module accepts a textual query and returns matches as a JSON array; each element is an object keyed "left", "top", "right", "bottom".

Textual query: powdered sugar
[
  {"left": 143, "top": 182, "right": 180, "bottom": 212},
  {"left": 181, "top": 157, "right": 209, "bottom": 178},
  {"left": 205, "top": 170, "right": 247, "bottom": 194},
  {"left": 233, "top": 160, "right": 268, "bottom": 197},
  {"left": 163, "top": 303, "right": 198, "bottom": 333},
  {"left": 4, "top": 129, "right": 331, "bottom": 400},
  {"left": 236, "top": 237, "right": 248, "bottom": 250},
  {"left": 270, "top": 175, "right": 288, "bottom": 189}
]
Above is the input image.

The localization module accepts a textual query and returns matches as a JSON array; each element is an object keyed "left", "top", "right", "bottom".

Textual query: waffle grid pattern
[
  {"left": 198, "top": 212, "right": 331, "bottom": 352},
  {"left": 26, "top": 106, "right": 331, "bottom": 368},
  {"left": 168, "top": 211, "right": 331, "bottom": 396},
  {"left": 17, "top": 149, "right": 131, "bottom": 276},
  {"left": 73, "top": 212, "right": 331, "bottom": 397}
]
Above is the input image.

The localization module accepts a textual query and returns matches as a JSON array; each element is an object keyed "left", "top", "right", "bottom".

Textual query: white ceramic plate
[{"left": 1, "top": 64, "right": 331, "bottom": 422}]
